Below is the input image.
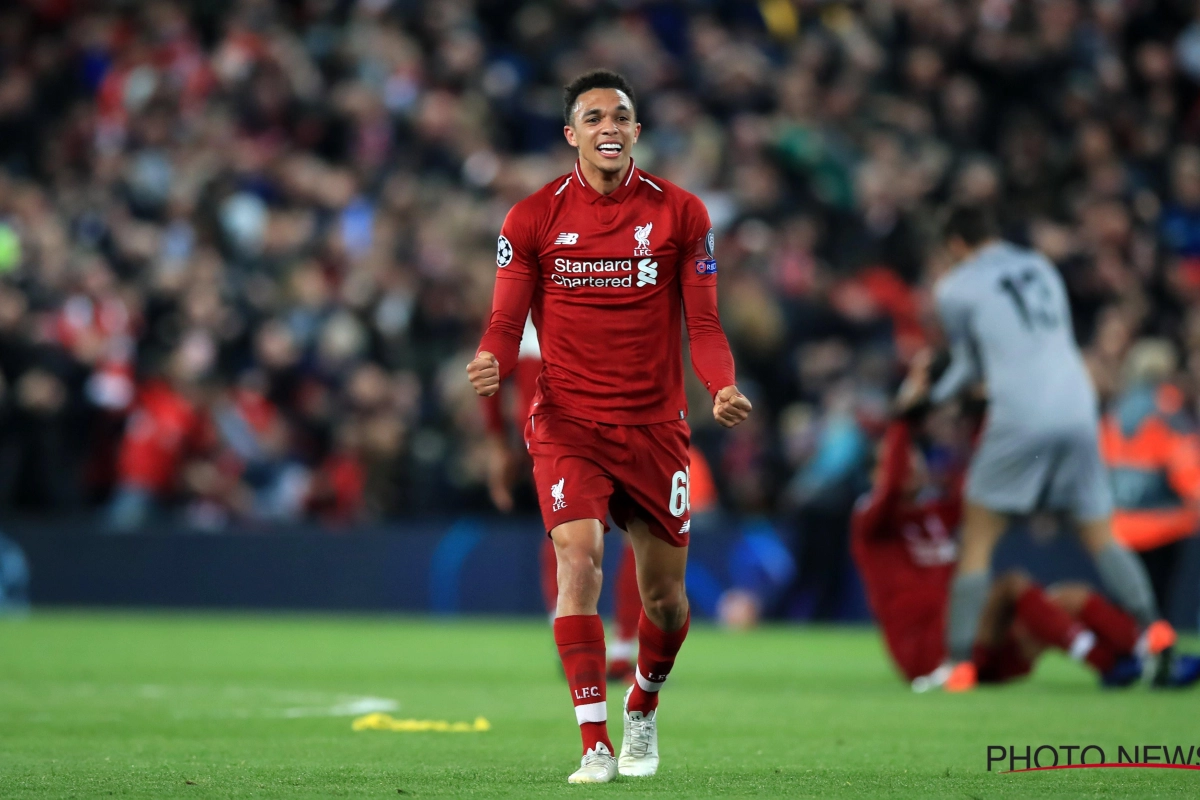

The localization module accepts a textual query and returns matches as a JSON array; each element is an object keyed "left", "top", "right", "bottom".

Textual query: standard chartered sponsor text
[
  {"left": 552, "top": 257, "right": 635, "bottom": 288},
  {"left": 552, "top": 274, "right": 633, "bottom": 287},
  {"left": 554, "top": 258, "right": 632, "bottom": 273}
]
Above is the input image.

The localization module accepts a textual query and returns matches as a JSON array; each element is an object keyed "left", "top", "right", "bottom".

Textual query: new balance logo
[
  {"left": 554, "top": 232, "right": 579, "bottom": 245},
  {"left": 551, "top": 478, "right": 567, "bottom": 511},
  {"left": 637, "top": 258, "right": 658, "bottom": 287},
  {"left": 679, "top": 519, "right": 691, "bottom": 534}
]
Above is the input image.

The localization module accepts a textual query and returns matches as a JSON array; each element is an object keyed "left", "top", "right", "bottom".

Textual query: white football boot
[
  {"left": 618, "top": 684, "right": 659, "bottom": 777},
  {"left": 910, "top": 664, "right": 953, "bottom": 693},
  {"left": 567, "top": 741, "right": 617, "bottom": 784}
]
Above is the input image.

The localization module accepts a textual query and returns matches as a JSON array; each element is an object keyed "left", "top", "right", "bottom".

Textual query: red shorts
[
  {"left": 973, "top": 633, "right": 1034, "bottom": 683},
  {"left": 525, "top": 413, "right": 692, "bottom": 547}
]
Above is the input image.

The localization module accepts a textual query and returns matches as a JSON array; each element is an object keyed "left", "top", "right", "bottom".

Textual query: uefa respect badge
[{"left": 694, "top": 258, "right": 717, "bottom": 275}]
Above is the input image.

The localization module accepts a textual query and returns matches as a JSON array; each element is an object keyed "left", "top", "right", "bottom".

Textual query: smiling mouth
[{"left": 597, "top": 142, "right": 623, "bottom": 158}]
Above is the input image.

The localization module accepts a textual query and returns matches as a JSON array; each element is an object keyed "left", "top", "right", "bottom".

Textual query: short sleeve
[
  {"left": 496, "top": 203, "right": 540, "bottom": 281},
  {"left": 678, "top": 193, "right": 717, "bottom": 287},
  {"left": 935, "top": 279, "right": 970, "bottom": 342},
  {"left": 930, "top": 278, "right": 981, "bottom": 403}
]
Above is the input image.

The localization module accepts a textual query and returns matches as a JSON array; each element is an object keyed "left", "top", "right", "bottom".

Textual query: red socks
[
  {"left": 1083, "top": 640, "right": 1119, "bottom": 674},
  {"left": 554, "top": 615, "right": 612, "bottom": 754},
  {"left": 627, "top": 609, "right": 690, "bottom": 715},
  {"left": 556, "top": 606, "right": 688, "bottom": 751},
  {"left": 1015, "top": 586, "right": 1083, "bottom": 650},
  {"left": 1016, "top": 586, "right": 1136, "bottom": 676},
  {"left": 610, "top": 543, "right": 641, "bottom": 666},
  {"left": 1078, "top": 592, "right": 1139, "bottom": 654},
  {"left": 614, "top": 544, "right": 641, "bottom": 642}
]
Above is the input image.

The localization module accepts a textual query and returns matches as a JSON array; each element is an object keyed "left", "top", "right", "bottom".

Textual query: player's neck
[
  {"left": 962, "top": 238, "right": 1002, "bottom": 261},
  {"left": 577, "top": 157, "right": 631, "bottom": 196}
]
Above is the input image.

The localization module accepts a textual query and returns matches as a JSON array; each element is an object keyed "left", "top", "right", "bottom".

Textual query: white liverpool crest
[
  {"left": 551, "top": 478, "right": 567, "bottom": 511},
  {"left": 633, "top": 222, "right": 653, "bottom": 256}
]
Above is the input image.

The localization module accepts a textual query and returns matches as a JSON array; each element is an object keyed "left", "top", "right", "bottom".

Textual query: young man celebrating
[{"left": 467, "top": 70, "right": 750, "bottom": 784}]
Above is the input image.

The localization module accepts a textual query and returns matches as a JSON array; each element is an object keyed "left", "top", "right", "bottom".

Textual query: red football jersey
[
  {"left": 850, "top": 420, "right": 961, "bottom": 680},
  {"left": 478, "top": 160, "right": 734, "bottom": 426}
]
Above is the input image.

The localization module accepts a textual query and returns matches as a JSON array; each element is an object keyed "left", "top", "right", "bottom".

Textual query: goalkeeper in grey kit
[{"left": 927, "top": 206, "right": 1175, "bottom": 692}]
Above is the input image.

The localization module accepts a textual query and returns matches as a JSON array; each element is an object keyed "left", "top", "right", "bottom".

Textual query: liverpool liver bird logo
[{"left": 634, "top": 222, "right": 653, "bottom": 256}]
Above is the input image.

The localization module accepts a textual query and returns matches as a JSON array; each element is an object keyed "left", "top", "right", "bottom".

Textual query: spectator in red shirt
[{"left": 108, "top": 337, "right": 215, "bottom": 530}]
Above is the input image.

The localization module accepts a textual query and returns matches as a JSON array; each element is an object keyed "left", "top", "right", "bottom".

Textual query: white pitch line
[{"left": 280, "top": 696, "right": 399, "bottom": 718}]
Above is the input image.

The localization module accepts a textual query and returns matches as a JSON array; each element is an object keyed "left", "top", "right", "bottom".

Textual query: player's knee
[
  {"left": 556, "top": 542, "right": 602, "bottom": 580},
  {"left": 641, "top": 580, "right": 688, "bottom": 629},
  {"left": 552, "top": 524, "right": 603, "bottom": 574},
  {"left": 962, "top": 505, "right": 1008, "bottom": 549},
  {"left": 1075, "top": 518, "right": 1115, "bottom": 553}
]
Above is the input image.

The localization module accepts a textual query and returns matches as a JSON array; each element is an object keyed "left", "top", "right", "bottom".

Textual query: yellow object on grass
[{"left": 352, "top": 712, "right": 490, "bottom": 732}]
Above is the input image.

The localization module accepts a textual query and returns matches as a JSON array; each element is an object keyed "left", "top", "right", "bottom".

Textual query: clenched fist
[
  {"left": 713, "top": 385, "right": 752, "bottom": 428},
  {"left": 467, "top": 351, "right": 500, "bottom": 396}
]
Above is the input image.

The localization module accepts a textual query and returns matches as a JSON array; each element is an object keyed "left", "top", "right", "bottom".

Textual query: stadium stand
[{"left": 0, "top": 1, "right": 1198, "bottom": 622}]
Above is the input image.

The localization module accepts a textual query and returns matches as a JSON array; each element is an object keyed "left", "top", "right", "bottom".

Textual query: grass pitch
[{"left": 1, "top": 612, "right": 1197, "bottom": 798}]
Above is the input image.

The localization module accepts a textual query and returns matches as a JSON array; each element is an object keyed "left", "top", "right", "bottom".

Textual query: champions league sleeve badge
[{"left": 496, "top": 235, "right": 513, "bottom": 267}]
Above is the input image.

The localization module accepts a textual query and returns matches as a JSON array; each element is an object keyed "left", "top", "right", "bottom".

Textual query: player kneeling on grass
[{"left": 852, "top": 353, "right": 1200, "bottom": 692}]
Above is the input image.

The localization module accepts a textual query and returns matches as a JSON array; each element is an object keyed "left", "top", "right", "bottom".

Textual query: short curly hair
[{"left": 563, "top": 70, "right": 637, "bottom": 125}]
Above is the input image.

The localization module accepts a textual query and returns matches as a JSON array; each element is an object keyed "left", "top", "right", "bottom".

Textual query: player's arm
[
  {"left": 469, "top": 278, "right": 533, "bottom": 396},
  {"left": 853, "top": 420, "right": 913, "bottom": 539},
  {"left": 683, "top": 283, "right": 749, "bottom": 427},
  {"left": 929, "top": 284, "right": 981, "bottom": 405},
  {"left": 679, "top": 202, "right": 750, "bottom": 428},
  {"left": 854, "top": 352, "right": 932, "bottom": 538},
  {"left": 942, "top": 452, "right": 969, "bottom": 530},
  {"left": 478, "top": 389, "right": 519, "bottom": 512},
  {"left": 940, "top": 378, "right": 986, "bottom": 528},
  {"left": 469, "top": 211, "right": 538, "bottom": 397},
  {"left": 480, "top": 390, "right": 507, "bottom": 435}
]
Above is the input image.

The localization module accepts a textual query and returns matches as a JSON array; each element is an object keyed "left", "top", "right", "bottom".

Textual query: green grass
[{"left": 0, "top": 613, "right": 1198, "bottom": 798}]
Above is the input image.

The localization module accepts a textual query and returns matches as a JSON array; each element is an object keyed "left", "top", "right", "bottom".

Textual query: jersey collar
[{"left": 573, "top": 159, "right": 639, "bottom": 204}]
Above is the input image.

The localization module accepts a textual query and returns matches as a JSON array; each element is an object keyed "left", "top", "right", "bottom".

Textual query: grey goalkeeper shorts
[{"left": 965, "top": 423, "right": 1113, "bottom": 521}]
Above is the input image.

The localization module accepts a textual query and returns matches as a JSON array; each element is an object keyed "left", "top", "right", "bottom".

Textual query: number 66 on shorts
[
  {"left": 525, "top": 413, "right": 694, "bottom": 547},
  {"left": 669, "top": 468, "right": 690, "bottom": 518}
]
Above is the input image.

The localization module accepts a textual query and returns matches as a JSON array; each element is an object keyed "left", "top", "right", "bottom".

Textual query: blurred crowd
[{"left": 2, "top": 0, "right": 1200, "bottom": 533}]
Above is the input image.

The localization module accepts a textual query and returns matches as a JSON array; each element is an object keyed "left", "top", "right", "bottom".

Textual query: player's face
[
  {"left": 945, "top": 235, "right": 971, "bottom": 265},
  {"left": 564, "top": 88, "right": 640, "bottom": 176}
]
